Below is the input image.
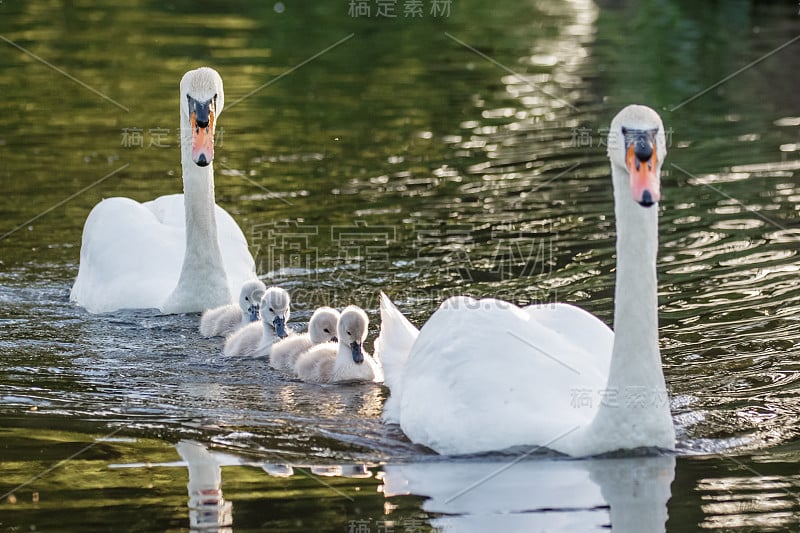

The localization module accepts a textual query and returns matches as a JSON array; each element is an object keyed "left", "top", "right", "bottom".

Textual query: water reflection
[
  {"left": 165, "top": 441, "right": 379, "bottom": 531},
  {"left": 143, "top": 441, "right": 677, "bottom": 531},
  {"left": 176, "top": 441, "right": 234, "bottom": 532},
  {"left": 382, "top": 455, "right": 675, "bottom": 532},
  {"left": 698, "top": 471, "right": 800, "bottom": 530}
]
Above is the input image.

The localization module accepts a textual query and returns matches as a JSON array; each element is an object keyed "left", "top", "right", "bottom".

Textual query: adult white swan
[
  {"left": 70, "top": 67, "right": 256, "bottom": 314},
  {"left": 376, "top": 105, "right": 675, "bottom": 457}
]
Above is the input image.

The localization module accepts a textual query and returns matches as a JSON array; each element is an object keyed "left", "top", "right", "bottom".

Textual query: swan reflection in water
[
  {"left": 176, "top": 441, "right": 233, "bottom": 532},
  {"left": 117, "top": 441, "right": 674, "bottom": 531},
  {"left": 170, "top": 441, "right": 371, "bottom": 531},
  {"left": 381, "top": 454, "right": 675, "bottom": 532}
]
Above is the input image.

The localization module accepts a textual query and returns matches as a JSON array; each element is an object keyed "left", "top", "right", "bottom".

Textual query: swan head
[
  {"left": 309, "top": 307, "right": 341, "bottom": 344},
  {"left": 239, "top": 280, "right": 267, "bottom": 322},
  {"left": 261, "top": 287, "right": 291, "bottom": 338},
  {"left": 337, "top": 306, "right": 369, "bottom": 364},
  {"left": 607, "top": 105, "right": 667, "bottom": 208},
  {"left": 180, "top": 67, "right": 224, "bottom": 167}
]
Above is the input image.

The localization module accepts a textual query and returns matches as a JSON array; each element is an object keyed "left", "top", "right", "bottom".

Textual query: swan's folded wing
[
  {"left": 523, "top": 302, "right": 614, "bottom": 375},
  {"left": 144, "top": 194, "right": 186, "bottom": 228},
  {"left": 398, "top": 297, "right": 609, "bottom": 455},
  {"left": 71, "top": 197, "right": 183, "bottom": 313},
  {"left": 72, "top": 193, "right": 255, "bottom": 314}
]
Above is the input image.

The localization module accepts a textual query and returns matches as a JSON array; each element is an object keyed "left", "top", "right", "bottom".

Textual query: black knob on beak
[{"left": 634, "top": 140, "right": 653, "bottom": 163}]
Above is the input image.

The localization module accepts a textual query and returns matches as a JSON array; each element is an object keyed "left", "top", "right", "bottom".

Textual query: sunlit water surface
[{"left": 1, "top": 0, "right": 799, "bottom": 531}]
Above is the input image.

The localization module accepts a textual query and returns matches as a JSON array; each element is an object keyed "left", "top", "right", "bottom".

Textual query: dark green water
[{"left": 1, "top": 0, "right": 799, "bottom": 531}]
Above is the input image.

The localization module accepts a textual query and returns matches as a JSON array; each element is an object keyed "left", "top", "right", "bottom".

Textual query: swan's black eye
[
  {"left": 323, "top": 328, "right": 330, "bottom": 334},
  {"left": 245, "top": 297, "right": 249, "bottom": 301},
  {"left": 347, "top": 331, "right": 352, "bottom": 336},
  {"left": 269, "top": 307, "right": 274, "bottom": 313}
]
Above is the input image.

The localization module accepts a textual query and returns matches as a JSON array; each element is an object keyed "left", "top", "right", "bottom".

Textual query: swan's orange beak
[
  {"left": 188, "top": 95, "right": 216, "bottom": 167},
  {"left": 190, "top": 109, "right": 215, "bottom": 167},
  {"left": 625, "top": 139, "right": 660, "bottom": 207}
]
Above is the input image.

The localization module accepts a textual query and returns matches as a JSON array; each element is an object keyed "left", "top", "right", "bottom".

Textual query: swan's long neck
[
  {"left": 161, "top": 126, "right": 231, "bottom": 313},
  {"left": 577, "top": 162, "right": 674, "bottom": 454},
  {"left": 608, "top": 161, "right": 661, "bottom": 388},
  {"left": 180, "top": 159, "right": 228, "bottom": 287}
]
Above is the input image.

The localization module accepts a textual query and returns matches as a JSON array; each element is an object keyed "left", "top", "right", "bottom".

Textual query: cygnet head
[
  {"left": 607, "top": 105, "right": 667, "bottom": 208},
  {"left": 239, "top": 280, "right": 267, "bottom": 322},
  {"left": 337, "top": 306, "right": 369, "bottom": 364},
  {"left": 261, "top": 287, "right": 291, "bottom": 338},
  {"left": 180, "top": 67, "right": 224, "bottom": 167},
  {"left": 308, "top": 307, "right": 341, "bottom": 344}
]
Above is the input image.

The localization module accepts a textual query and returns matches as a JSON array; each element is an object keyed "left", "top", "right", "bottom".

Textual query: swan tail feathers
[{"left": 375, "top": 292, "right": 419, "bottom": 401}]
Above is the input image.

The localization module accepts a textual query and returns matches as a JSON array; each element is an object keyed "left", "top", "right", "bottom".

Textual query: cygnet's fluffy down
[
  {"left": 199, "top": 279, "right": 266, "bottom": 337},
  {"left": 223, "top": 286, "right": 290, "bottom": 357},
  {"left": 294, "top": 306, "right": 380, "bottom": 383},
  {"left": 270, "top": 306, "right": 340, "bottom": 372}
]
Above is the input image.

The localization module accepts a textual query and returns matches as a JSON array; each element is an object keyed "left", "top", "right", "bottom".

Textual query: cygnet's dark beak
[
  {"left": 273, "top": 316, "right": 287, "bottom": 338},
  {"left": 350, "top": 341, "right": 364, "bottom": 364},
  {"left": 248, "top": 304, "right": 260, "bottom": 322}
]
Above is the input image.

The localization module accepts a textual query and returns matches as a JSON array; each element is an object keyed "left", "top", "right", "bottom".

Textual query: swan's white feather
[{"left": 374, "top": 292, "right": 419, "bottom": 423}]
